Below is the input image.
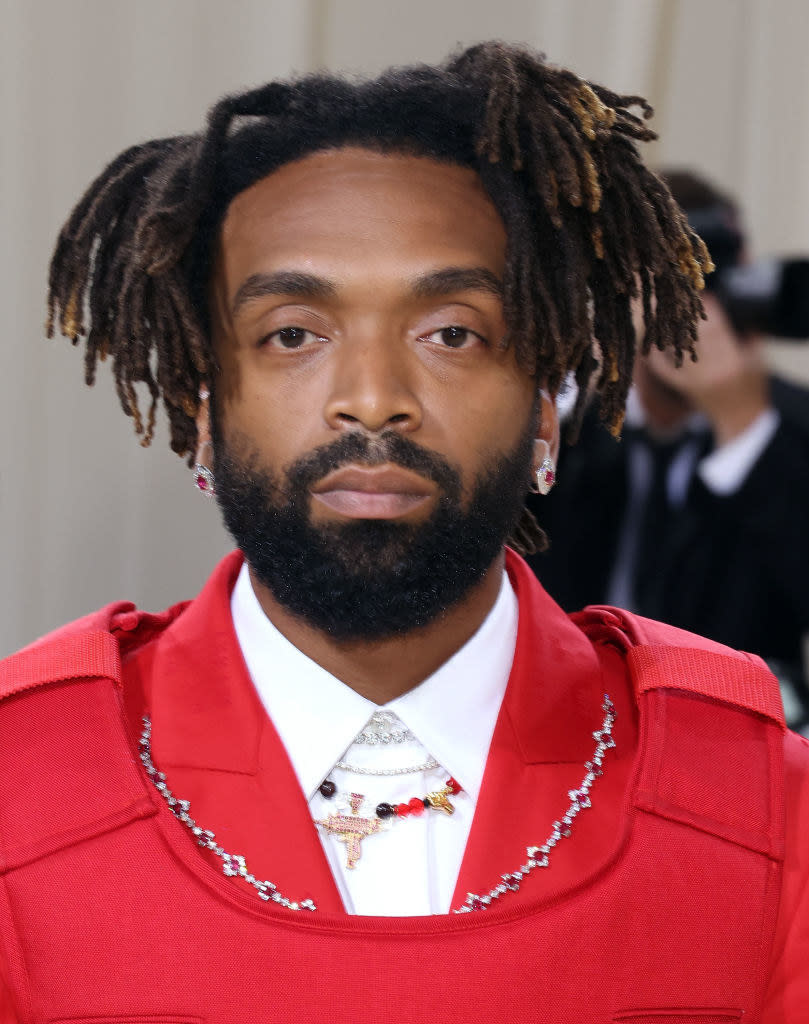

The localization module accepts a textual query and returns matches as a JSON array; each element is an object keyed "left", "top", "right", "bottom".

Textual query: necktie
[{"left": 631, "top": 436, "right": 683, "bottom": 614}]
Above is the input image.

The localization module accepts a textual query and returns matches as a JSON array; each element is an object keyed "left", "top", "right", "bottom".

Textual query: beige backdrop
[{"left": 2, "top": 0, "right": 808, "bottom": 656}]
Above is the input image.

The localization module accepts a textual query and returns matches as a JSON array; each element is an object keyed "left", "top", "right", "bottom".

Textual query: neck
[{"left": 248, "top": 552, "right": 506, "bottom": 704}]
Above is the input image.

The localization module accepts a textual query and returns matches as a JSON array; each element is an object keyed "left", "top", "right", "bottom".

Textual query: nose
[{"left": 323, "top": 335, "right": 422, "bottom": 434}]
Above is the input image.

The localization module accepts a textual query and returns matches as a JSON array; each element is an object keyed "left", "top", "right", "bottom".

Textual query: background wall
[{"left": 2, "top": 0, "right": 808, "bottom": 656}]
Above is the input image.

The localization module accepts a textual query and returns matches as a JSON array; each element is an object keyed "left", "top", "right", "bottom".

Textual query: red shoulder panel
[
  {"left": 0, "top": 602, "right": 137, "bottom": 701},
  {"left": 0, "top": 630, "right": 122, "bottom": 701},
  {"left": 628, "top": 644, "right": 785, "bottom": 726},
  {"left": 573, "top": 604, "right": 785, "bottom": 728},
  {"left": 0, "top": 596, "right": 191, "bottom": 702}
]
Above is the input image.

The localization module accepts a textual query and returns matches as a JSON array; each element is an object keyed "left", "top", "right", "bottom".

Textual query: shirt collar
[{"left": 231, "top": 563, "right": 517, "bottom": 803}]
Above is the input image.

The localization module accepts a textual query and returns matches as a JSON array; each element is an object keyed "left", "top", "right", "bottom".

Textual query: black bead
[
  {"left": 319, "top": 780, "right": 337, "bottom": 798},
  {"left": 375, "top": 802, "right": 394, "bottom": 818},
  {"left": 423, "top": 797, "right": 430, "bottom": 808}
]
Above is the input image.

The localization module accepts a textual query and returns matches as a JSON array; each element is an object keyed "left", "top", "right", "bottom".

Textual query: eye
[
  {"left": 263, "top": 327, "right": 326, "bottom": 350},
  {"left": 421, "top": 325, "right": 484, "bottom": 349}
]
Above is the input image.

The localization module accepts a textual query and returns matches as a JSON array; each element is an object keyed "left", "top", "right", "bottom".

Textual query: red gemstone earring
[
  {"left": 193, "top": 464, "right": 215, "bottom": 497},
  {"left": 536, "top": 456, "right": 556, "bottom": 496}
]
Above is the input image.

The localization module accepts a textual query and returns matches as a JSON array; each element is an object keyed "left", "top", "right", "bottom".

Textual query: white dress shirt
[
  {"left": 621, "top": 387, "right": 780, "bottom": 497},
  {"left": 231, "top": 562, "right": 518, "bottom": 916}
]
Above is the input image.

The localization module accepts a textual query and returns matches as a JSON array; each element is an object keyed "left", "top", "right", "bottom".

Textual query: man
[
  {"left": 1, "top": 43, "right": 806, "bottom": 1021},
  {"left": 529, "top": 171, "right": 809, "bottom": 729}
]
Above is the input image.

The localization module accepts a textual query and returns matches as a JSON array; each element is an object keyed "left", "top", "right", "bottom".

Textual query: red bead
[
  {"left": 408, "top": 797, "right": 425, "bottom": 816},
  {"left": 196, "top": 475, "right": 208, "bottom": 490},
  {"left": 395, "top": 803, "right": 410, "bottom": 817},
  {"left": 446, "top": 777, "right": 462, "bottom": 795}
]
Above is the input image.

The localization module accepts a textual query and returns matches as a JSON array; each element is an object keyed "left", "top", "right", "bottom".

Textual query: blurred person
[
  {"left": 529, "top": 171, "right": 809, "bottom": 729},
  {"left": 1, "top": 47, "right": 807, "bottom": 1022}
]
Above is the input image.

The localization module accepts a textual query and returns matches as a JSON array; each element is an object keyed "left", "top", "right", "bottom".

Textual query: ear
[
  {"left": 195, "top": 387, "right": 212, "bottom": 465},
  {"left": 532, "top": 388, "right": 560, "bottom": 472}
]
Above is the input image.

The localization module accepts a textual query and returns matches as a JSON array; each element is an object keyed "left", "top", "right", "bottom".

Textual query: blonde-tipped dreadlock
[{"left": 46, "top": 41, "right": 711, "bottom": 554}]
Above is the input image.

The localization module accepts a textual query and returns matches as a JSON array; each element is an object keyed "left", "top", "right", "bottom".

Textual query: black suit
[{"left": 527, "top": 375, "right": 809, "bottom": 722}]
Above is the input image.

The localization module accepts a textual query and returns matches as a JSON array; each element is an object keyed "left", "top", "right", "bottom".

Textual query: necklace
[
  {"left": 315, "top": 777, "right": 461, "bottom": 869},
  {"left": 352, "top": 711, "right": 414, "bottom": 745},
  {"left": 334, "top": 757, "right": 440, "bottom": 776},
  {"left": 138, "top": 693, "right": 615, "bottom": 914},
  {"left": 319, "top": 775, "right": 460, "bottom": 818}
]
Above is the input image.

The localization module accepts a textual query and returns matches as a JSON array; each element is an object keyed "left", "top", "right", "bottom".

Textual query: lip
[{"left": 311, "top": 463, "right": 436, "bottom": 520}]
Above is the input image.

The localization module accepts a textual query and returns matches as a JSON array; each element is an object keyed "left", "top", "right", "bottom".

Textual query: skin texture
[{"left": 197, "top": 148, "right": 558, "bottom": 701}]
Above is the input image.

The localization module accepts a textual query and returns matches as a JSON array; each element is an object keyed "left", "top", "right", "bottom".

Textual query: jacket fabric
[{"left": 0, "top": 550, "right": 807, "bottom": 1023}]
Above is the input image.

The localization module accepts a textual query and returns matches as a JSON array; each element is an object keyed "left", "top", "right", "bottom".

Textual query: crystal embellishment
[
  {"left": 139, "top": 717, "right": 316, "bottom": 911},
  {"left": 316, "top": 792, "right": 384, "bottom": 870},
  {"left": 455, "top": 694, "right": 616, "bottom": 913},
  {"left": 352, "top": 711, "right": 414, "bottom": 745},
  {"left": 193, "top": 464, "right": 215, "bottom": 497},
  {"left": 138, "top": 693, "right": 615, "bottom": 915}
]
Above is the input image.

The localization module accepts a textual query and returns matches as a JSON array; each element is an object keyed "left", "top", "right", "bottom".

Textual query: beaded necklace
[
  {"left": 138, "top": 693, "right": 615, "bottom": 914},
  {"left": 314, "top": 776, "right": 462, "bottom": 869},
  {"left": 318, "top": 774, "right": 461, "bottom": 817}
]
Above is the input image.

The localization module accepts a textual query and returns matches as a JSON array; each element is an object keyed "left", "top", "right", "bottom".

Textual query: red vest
[{"left": 0, "top": 552, "right": 799, "bottom": 1022}]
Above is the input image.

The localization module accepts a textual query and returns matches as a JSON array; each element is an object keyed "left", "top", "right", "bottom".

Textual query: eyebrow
[
  {"left": 410, "top": 266, "right": 504, "bottom": 300},
  {"left": 231, "top": 271, "right": 337, "bottom": 317},
  {"left": 230, "top": 265, "right": 504, "bottom": 318}
]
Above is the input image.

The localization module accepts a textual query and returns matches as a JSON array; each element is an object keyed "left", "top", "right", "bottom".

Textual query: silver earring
[
  {"left": 536, "top": 456, "right": 556, "bottom": 496},
  {"left": 193, "top": 464, "right": 215, "bottom": 497}
]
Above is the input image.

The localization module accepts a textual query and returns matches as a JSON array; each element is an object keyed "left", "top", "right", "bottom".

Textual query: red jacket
[{"left": 0, "top": 551, "right": 807, "bottom": 1022}]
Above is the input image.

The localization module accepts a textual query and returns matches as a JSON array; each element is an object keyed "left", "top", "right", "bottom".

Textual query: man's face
[{"left": 207, "top": 148, "right": 546, "bottom": 639}]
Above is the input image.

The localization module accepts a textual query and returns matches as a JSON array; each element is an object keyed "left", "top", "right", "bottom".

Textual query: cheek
[
  {"left": 454, "top": 371, "right": 536, "bottom": 437},
  {"left": 214, "top": 348, "right": 325, "bottom": 451},
  {"left": 437, "top": 377, "right": 536, "bottom": 479}
]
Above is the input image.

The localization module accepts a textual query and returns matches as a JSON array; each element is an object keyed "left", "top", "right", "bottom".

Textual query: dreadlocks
[{"left": 46, "top": 41, "right": 711, "bottom": 554}]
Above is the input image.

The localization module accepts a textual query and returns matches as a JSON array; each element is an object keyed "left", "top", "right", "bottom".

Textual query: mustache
[{"left": 286, "top": 431, "right": 461, "bottom": 495}]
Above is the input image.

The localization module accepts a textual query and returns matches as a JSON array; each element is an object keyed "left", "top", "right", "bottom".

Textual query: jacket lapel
[
  {"left": 452, "top": 551, "right": 637, "bottom": 909},
  {"left": 132, "top": 552, "right": 344, "bottom": 913}
]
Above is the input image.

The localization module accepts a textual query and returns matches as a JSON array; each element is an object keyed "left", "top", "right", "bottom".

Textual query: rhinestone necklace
[
  {"left": 352, "top": 711, "right": 414, "bottom": 745},
  {"left": 138, "top": 693, "right": 615, "bottom": 915},
  {"left": 334, "top": 757, "right": 440, "bottom": 776}
]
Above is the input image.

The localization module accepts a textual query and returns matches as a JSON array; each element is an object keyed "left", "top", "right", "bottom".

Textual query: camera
[{"left": 686, "top": 205, "right": 809, "bottom": 340}]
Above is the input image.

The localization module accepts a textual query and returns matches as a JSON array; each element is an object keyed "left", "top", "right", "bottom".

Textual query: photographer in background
[{"left": 529, "top": 171, "right": 809, "bottom": 730}]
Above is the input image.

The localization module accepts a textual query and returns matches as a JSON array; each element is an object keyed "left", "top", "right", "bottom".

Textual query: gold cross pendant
[{"left": 316, "top": 793, "right": 383, "bottom": 869}]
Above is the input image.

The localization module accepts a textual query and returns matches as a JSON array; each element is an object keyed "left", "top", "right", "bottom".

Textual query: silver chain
[
  {"left": 138, "top": 693, "right": 615, "bottom": 915},
  {"left": 138, "top": 719, "right": 316, "bottom": 911},
  {"left": 454, "top": 694, "right": 616, "bottom": 912},
  {"left": 334, "top": 757, "right": 440, "bottom": 776}
]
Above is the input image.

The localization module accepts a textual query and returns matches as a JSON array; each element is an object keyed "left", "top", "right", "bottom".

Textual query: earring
[
  {"left": 536, "top": 456, "right": 556, "bottom": 496},
  {"left": 193, "top": 464, "right": 215, "bottom": 497}
]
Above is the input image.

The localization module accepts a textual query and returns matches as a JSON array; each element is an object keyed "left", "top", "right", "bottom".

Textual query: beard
[{"left": 213, "top": 420, "right": 535, "bottom": 642}]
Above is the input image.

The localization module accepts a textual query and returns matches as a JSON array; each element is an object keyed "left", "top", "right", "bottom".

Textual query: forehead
[{"left": 215, "top": 148, "right": 507, "bottom": 292}]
